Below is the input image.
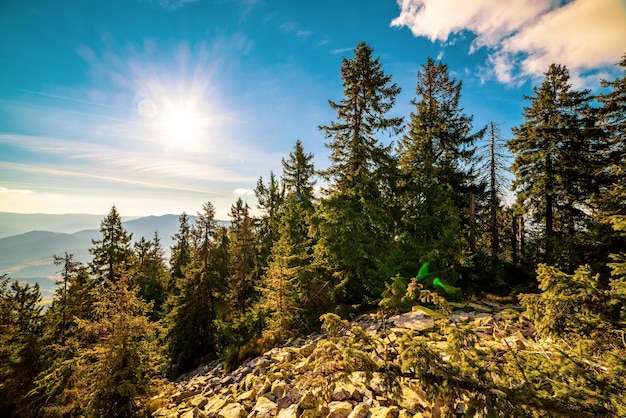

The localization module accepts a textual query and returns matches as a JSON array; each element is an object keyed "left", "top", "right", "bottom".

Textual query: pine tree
[
  {"left": 83, "top": 274, "right": 160, "bottom": 418},
  {"left": 396, "top": 57, "right": 484, "bottom": 283},
  {"left": 254, "top": 172, "right": 284, "bottom": 282},
  {"left": 90, "top": 206, "right": 135, "bottom": 284},
  {"left": 471, "top": 122, "right": 514, "bottom": 287},
  {"left": 0, "top": 276, "right": 44, "bottom": 417},
  {"left": 228, "top": 198, "right": 257, "bottom": 315},
  {"left": 167, "top": 212, "right": 192, "bottom": 307},
  {"left": 133, "top": 232, "right": 167, "bottom": 320},
  {"left": 315, "top": 41, "right": 403, "bottom": 309},
  {"left": 32, "top": 262, "right": 95, "bottom": 417},
  {"left": 595, "top": 55, "right": 626, "bottom": 272},
  {"left": 282, "top": 139, "right": 316, "bottom": 203},
  {"left": 259, "top": 141, "right": 319, "bottom": 336},
  {"left": 509, "top": 64, "right": 596, "bottom": 270},
  {"left": 166, "top": 202, "right": 223, "bottom": 376}
]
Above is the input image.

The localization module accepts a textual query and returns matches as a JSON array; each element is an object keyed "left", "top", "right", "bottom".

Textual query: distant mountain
[
  {"left": 0, "top": 212, "right": 228, "bottom": 301},
  {"left": 0, "top": 212, "right": 137, "bottom": 239}
]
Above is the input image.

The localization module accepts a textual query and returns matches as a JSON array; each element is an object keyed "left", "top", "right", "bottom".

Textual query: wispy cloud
[
  {"left": 330, "top": 47, "right": 353, "bottom": 55},
  {"left": 140, "top": 0, "right": 202, "bottom": 10},
  {"left": 280, "top": 22, "right": 299, "bottom": 33},
  {"left": 233, "top": 188, "right": 254, "bottom": 196},
  {"left": 0, "top": 134, "right": 257, "bottom": 185},
  {"left": 392, "top": 0, "right": 626, "bottom": 86},
  {"left": 0, "top": 186, "right": 32, "bottom": 194}
]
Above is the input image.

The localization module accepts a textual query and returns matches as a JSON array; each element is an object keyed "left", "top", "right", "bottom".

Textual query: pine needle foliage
[
  {"left": 82, "top": 275, "right": 161, "bottom": 418},
  {"left": 315, "top": 41, "right": 403, "bottom": 309}
]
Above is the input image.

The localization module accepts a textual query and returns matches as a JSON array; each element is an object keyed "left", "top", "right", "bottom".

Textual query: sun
[{"left": 163, "top": 107, "right": 201, "bottom": 144}]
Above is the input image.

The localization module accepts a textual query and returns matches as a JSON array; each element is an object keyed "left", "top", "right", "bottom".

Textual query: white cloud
[
  {"left": 330, "top": 47, "right": 353, "bottom": 55},
  {"left": 392, "top": 0, "right": 626, "bottom": 85},
  {"left": 0, "top": 186, "right": 32, "bottom": 194},
  {"left": 392, "top": 0, "right": 554, "bottom": 47},
  {"left": 233, "top": 188, "right": 254, "bottom": 196},
  {"left": 141, "top": 0, "right": 201, "bottom": 9}
]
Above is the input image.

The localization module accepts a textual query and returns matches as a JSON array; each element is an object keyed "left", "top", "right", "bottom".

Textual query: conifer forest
[{"left": 1, "top": 43, "right": 625, "bottom": 417}]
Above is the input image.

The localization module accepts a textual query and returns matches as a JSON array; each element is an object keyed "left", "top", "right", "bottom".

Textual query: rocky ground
[{"left": 153, "top": 301, "right": 535, "bottom": 418}]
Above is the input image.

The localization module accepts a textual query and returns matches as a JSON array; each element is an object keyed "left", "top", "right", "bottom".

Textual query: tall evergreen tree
[
  {"left": 259, "top": 141, "right": 319, "bottom": 336},
  {"left": 82, "top": 274, "right": 160, "bottom": 418},
  {"left": 396, "top": 57, "right": 484, "bottom": 283},
  {"left": 594, "top": 55, "right": 626, "bottom": 270},
  {"left": 133, "top": 233, "right": 168, "bottom": 320},
  {"left": 282, "top": 139, "right": 316, "bottom": 203},
  {"left": 474, "top": 122, "right": 511, "bottom": 270},
  {"left": 166, "top": 202, "right": 223, "bottom": 376},
  {"left": 32, "top": 262, "right": 94, "bottom": 417},
  {"left": 0, "top": 276, "right": 44, "bottom": 417},
  {"left": 254, "top": 172, "right": 284, "bottom": 281},
  {"left": 168, "top": 212, "right": 192, "bottom": 299},
  {"left": 228, "top": 198, "right": 257, "bottom": 316},
  {"left": 509, "top": 64, "right": 595, "bottom": 270},
  {"left": 315, "top": 41, "right": 403, "bottom": 309},
  {"left": 90, "top": 206, "right": 135, "bottom": 284}
]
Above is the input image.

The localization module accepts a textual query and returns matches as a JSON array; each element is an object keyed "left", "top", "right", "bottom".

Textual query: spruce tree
[
  {"left": 167, "top": 212, "right": 192, "bottom": 300},
  {"left": 595, "top": 55, "right": 626, "bottom": 271},
  {"left": 509, "top": 64, "right": 595, "bottom": 270},
  {"left": 133, "top": 232, "right": 167, "bottom": 320},
  {"left": 0, "top": 276, "right": 44, "bottom": 417},
  {"left": 83, "top": 274, "right": 160, "bottom": 418},
  {"left": 254, "top": 172, "right": 284, "bottom": 282},
  {"left": 90, "top": 206, "right": 135, "bottom": 284},
  {"left": 259, "top": 141, "right": 319, "bottom": 336},
  {"left": 32, "top": 262, "right": 94, "bottom": 417},
  {"left": 166, "top": 202, "right": 223, "bottom": 376},
  {"left": 282, "top": 139, "right": 316, "bottom": 202},
  {"left": 396, "top": 57, "right": 484, "bottom": 283},
  {"left": 228, "top": 198, "right": 257, "bottom": 315},
  {"left": 315, "top": 41, "right": 403, "bottom": 309}
]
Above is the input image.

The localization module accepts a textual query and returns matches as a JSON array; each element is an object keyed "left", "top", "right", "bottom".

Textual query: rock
[
  {"left": 369, "top": 406, "right": 399, "bottom": 418},
  {"left": 188, "top": 395, "right": 209, "bottom": 409},
  {"left": 301, "top": 405, "right": 329, "bottom": 418},
  {"left": 331, "top": 387, "right": 350, "bottom": 402},
  {"left": 221, "top": 375, "right": 235, "bottom": 386},
  {"left": 390, "top": 311, "right": 435, "bottom": 331},
  {"left": 274, "top": 351, "right": 292, "bottom": 364},
  {"left": 252, "top": 397, "right": 278, "bottom": 418},
  {"left": 298, "top": 391, "right": 318, "bottom": 410},
  {"left": 256, "top": 379, "right": 272, "bottom": 399},
  {"left": 172, "top": 390, "right": 199, "bottom": 404},
  {"left": 347, "top": 404, "right": 370, "bottom": 418},
  {"left": 271, "top": 381, "right": 289, "bottom": 399},
  {"left": 298, "top": 343, "right": 315, "bottom": 357},
  {"left": 327, "top": 401, "right": 353, "bottom": 418},
  {"left": 247, "top": 357, "right": 270, "bottom": 370},
  {"left": 153, "top": 407, "right": 178, "bottom": 418},
  {"left": 179, "top": 410, "right": 193, "bottom": 418},
  {"left": 375, "top": 397, "right": 390, "bottom": 407},
  {"left": 276, "top": 387, "right": 301, "bottom": 410},
  {"left": 237, "top": 389, "right": 258, "bottom": 403},
  {"left": 219, "top": 402, "right": 248, "bottom": 418},
  {"left": 205, "top": 396, "right": 231, "bottom": 416},
  {"left": 276, "top": 404, "right": 298, "bottom": 418}
]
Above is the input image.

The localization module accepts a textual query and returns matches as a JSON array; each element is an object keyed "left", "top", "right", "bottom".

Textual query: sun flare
[{"left": 163, "top": 107, "right": 201, "bottom": 143}]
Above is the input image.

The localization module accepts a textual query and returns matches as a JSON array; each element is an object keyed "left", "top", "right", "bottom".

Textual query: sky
[{"left": 0, "top": 0, "right": 625, "bottom": 219}]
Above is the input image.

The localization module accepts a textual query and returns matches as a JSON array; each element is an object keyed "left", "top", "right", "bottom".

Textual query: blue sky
[{"left": 1, "top": 0, "right": 625, "bottom": 218}]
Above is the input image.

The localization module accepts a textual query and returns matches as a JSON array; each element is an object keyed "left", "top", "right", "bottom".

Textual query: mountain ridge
[{"left": 0, "top": 213, "right": 230, "bottom": 300}]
